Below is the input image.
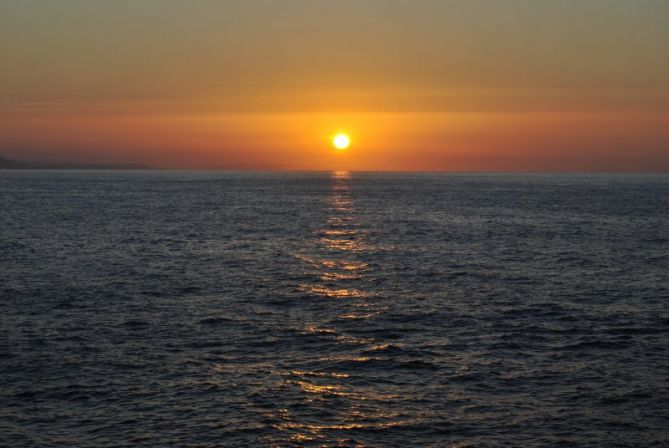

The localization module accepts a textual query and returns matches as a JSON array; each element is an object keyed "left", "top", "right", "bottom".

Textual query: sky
[{"left": 1, "top": 0, "right": 668, "bottom": 171}]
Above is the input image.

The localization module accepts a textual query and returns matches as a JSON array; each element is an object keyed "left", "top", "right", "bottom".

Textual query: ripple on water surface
[{"left": 0, "top": 171, "right": 668, "bottom": 447}]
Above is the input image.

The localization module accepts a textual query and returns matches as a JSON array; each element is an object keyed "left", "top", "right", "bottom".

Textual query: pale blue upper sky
[{"left": 2, "top": 0, "right": 667, "bottom": 104}]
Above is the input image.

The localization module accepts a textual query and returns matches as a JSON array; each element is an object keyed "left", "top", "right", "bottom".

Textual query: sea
[{"left": 1, "top": 171, "right": 668, "bottom": 447}]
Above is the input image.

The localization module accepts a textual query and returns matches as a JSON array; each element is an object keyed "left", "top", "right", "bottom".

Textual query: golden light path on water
[
  {"left": 299, "top": 171, "right": 374, "bottom": 301},
  {"left": 273, "top": 171, "right": 401, "bottom": 446}
]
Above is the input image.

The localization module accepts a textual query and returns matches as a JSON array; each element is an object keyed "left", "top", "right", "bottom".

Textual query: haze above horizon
[{"left": 1, "top": 0, "right": 667, "bottom": 171}]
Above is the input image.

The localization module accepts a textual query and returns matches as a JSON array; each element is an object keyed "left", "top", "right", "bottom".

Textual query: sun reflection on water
[
  {"left": 304, "top": 171, "right": 371, "bottom": 299},
  {"left": 319, "top": 271, "right": 361, "bottom": 281},
  {"left": 269, "top": 171, "right": 397, "bottom": 446},
  {"left": 300, "top": 284, "right": 371, "bottom": 299}
]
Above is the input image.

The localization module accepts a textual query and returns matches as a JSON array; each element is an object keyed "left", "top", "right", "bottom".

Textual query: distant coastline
[{"left": 0, "top": 156, "right": 155, "bottom": 170}]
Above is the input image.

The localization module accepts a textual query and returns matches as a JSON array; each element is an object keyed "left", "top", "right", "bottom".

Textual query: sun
[{"left": 333, "top": 133, "right": 350, "bottom": 150}]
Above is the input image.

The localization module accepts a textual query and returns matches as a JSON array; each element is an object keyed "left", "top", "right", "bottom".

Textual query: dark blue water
[{"left": 1, "top": 171, "right": 668, "bottom": 447}]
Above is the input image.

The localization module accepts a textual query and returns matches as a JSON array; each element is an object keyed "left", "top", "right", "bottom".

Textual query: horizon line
[{"left": 2, "top": 167, "right": 668, "bottom": 175}]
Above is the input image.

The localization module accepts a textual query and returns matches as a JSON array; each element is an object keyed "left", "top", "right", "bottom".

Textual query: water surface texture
[{"left": 1, "top": 171, "right": 668, "bottom": 447}]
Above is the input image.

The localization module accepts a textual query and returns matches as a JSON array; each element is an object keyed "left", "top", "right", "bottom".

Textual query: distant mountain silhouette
[{"left": 0, "top": 156, "right": 155, "bottom": 170}]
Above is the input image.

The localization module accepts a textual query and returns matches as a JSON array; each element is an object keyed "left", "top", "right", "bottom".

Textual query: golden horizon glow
[
  {"left": 333, "top": 134, "right": 351, "bottom": 151},
  {"left": 1, "top": 1, "right": 668, "bottom": 171}
]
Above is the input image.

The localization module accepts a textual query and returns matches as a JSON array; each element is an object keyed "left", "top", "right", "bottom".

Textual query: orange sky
[{"left": 1, "top": 0, "right": 668, "bottom": 171}]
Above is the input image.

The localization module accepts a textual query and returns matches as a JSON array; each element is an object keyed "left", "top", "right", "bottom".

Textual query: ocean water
[{"left": 1, "top": 171, "right": 668, "bottom": 447}]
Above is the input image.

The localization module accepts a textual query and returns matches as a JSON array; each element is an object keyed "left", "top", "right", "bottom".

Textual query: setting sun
[
  {"left": 1, "top": 2, "right": 667, "bottom": 447},
  {"left": 333, "top": 134, "right": 351, "bottom": 150}
]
